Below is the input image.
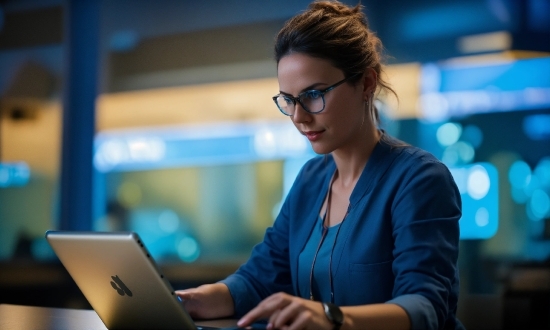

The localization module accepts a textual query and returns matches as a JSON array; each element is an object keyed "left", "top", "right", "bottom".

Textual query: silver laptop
[{"left": 45, "top": 230, "right": 238, "bottom": 330}]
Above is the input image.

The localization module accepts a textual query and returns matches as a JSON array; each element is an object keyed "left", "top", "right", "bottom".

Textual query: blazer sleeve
[{"left": 387, "top": 154, "right": 461, "bottom": 330}]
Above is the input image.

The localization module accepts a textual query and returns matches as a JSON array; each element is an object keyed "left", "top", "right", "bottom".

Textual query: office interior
[{"left": 0, "top": 0, "right": 549, "bottom": 329}]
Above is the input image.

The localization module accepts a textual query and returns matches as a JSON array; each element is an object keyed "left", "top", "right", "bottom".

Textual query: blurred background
[{"left": 0, "top": 0, "right": 549, "bottom": 329}]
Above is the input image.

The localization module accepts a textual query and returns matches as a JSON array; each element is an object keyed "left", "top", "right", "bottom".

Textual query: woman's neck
[{"left": 331, "top": 125, "right": 380, "bottom": 189}]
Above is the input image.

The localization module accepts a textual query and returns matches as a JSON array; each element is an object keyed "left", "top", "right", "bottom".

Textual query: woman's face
[{"left": 277, "top": 53, "right": 368, "bottom": 155}]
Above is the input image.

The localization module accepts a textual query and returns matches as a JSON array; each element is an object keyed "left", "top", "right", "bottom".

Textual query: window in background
[
  {"left": 0, "top": 100, "right": 62, "bottom": 262},
  {"left": 92, "top": 121, "right": 315, "bottom": 265}
]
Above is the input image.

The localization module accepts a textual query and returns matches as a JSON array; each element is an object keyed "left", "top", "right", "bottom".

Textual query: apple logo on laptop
[{"left": 110, "top": 275, "right": 133, "bottom": 297}]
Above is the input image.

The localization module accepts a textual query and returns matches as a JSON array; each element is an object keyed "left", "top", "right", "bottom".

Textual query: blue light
[
  {"left": 509, "top": 160, "right": 531, "bottom": 189},
  {"left": 450, "top": 162, "right": 499, "bottom": 239},
  {"left": 442, "top": 141, "right": 475, "bottom": 166},
  {"left": 523, "top": 114, "right": 550, "bottom": 140},
  {"left": 529, "top": 189, "right": 550, "bottom": 221},
  {"left": 511, "top": 186, "right": 530, "bottom": 204},
  {"left": 400, "top": 3, "right": 507, "bottom": 41},
  {"left": 129, "top": 208, "right": 197, "bottom": 262},
  {"left": 0, "top": 162, "right": 30, "bottom": 187},
  {"left": 420, "top": 58, "right": 550, "bottom": 117},
  {"left": 467, "top": 165, "right": 491, "bottom": 200},
  {"left": 158, "top": 210, "right": 179, "bottom": 234},
  {"left": 474, "top": 207, "right": 490, "bottom": 227},
  {"left": 95, "top": 122, "right": 314, "bottom": 173},
  {"left": 534, "top": 157, "right": 550, "bottom": 189},
  {"left": 524, "top": 175, "right": 541, "bottom": 198},
  {"left": 436, "top": 122, "right": 462, "bottom": 147},
  {"left": 177, "top": 236, "right": 200, "bottom": 263}
]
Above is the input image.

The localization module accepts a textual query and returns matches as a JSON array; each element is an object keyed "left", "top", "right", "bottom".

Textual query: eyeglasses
[{"left": 272, "top": 73, "right": 360, "bottom": 116}]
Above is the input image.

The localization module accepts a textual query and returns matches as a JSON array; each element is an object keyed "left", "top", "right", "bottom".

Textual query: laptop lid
[{"left": 45, "top": 230, "right": 198, "bottom": 330}]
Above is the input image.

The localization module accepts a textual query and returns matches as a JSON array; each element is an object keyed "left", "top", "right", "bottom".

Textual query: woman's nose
[{"left": 291, "top": 101, "right": 311, "bottom": 123}]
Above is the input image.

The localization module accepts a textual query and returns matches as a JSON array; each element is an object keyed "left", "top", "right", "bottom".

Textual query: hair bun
[
  {"left": 312, "top": 1, "right": 360, "bottom": 14},
  {"left": 308, "top": 1, "right": 366, "bottom": 25}
]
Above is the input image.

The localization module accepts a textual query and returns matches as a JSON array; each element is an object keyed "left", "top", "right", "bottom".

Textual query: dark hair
[{"left": 274, "top": 0, "right": 397, "bottom": 126}]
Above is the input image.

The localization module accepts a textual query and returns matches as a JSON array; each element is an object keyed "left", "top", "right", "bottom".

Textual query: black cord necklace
[{"left": 309, "top": 175, "right": 349, "bottom": 302}]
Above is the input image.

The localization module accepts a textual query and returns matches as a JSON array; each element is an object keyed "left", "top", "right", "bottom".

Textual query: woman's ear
[{"left": 362, "top": 68, "right": 377, "bottom": 101}]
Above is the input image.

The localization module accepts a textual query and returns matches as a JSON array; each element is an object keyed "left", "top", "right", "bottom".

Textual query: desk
[{"left": 0, "top": 304, "right": 238, "bottom": 330}]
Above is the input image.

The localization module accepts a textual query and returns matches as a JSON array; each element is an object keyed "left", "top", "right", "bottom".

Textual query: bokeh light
[
  {"left": 534, "top": 157, "right": 550, "bottom": 189},
  {"left": 511, "top": 186, "right": 530, "bottom": 204},
  {"left": 508, "top": 160, "right": 532, "bottom": 189},
  {"left": 253, "top": 128, "right": 277, "bottom": 157},
  {"left": 442, "top": 141, "right": 475, "bottom": 166},
  {"left": 529, "top": 189, "right": 550, "bottom": 221},
  {"left": 436, "top": 122, "right": 462, "bottom": 147},
  {"left": 475, "top": 207, "right": 490, "bottom": 227},
  {"left": 467, "top": 165, "right": 490, "bottom": 200},
  {"left": 524, "top": 175, "right": 541, "bottom": 198},
  {"left": 177, "top": 236, "right": 200, "bottom": 263},
  {"left": 158, "top": 210, "right": 179, "bottom": 234}
]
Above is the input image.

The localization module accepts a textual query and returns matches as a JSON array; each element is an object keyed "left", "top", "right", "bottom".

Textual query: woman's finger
[
  {"left": 175, "top": 290, "right": 191, "bottom": 300},
  {"left": 267, "top": 309, "right": 281, "bottom": 329},
  {"left": 238, "top": 293, "right": 291, "bottom": 327},
  {"left": 270, "top": 300, "right": 302, "bottom": 329},
  {"left": 285, "top": 310, "right": 312, "bottom": 330}
]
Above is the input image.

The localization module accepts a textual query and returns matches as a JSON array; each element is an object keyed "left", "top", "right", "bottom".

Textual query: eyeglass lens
[{"left": 275, "top": 91, "right": 325, "bottom": 115}]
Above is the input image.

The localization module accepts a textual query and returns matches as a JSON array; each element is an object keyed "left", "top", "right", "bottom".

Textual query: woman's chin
[{"left": 309, "top": 142, "right": 333, "bottom": 155}]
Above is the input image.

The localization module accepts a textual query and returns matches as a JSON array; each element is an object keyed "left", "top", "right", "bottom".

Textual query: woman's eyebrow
[{"left": 279, "top": 82, "right": 328, "bottom": 96}]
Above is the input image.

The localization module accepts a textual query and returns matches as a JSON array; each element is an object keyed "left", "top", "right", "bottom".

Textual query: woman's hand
[
  {"left": 237, "top": 292, "right": 334, "bottom": 330},
  {"left": 175, "top": 283, "right": 234, "bottom": 320}
]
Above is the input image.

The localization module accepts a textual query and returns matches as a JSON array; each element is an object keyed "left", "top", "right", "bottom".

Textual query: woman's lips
[{"left": 304, "top": 130, "right": 324, "bottom": 141}]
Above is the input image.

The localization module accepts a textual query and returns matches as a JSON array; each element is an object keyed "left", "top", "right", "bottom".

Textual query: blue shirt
[
  {"left": 297, "top": 218, "right": 342, "bottom": 302},
  {"left": 221, "top": 135, "right": 464, "bottom": 330}
]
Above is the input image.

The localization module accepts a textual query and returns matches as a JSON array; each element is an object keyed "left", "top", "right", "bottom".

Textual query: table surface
[{"left": 0, "top": 303, "right": 239, "bottom": 330}]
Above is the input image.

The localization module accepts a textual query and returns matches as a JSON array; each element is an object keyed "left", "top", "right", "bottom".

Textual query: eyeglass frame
[{"left": 272, "top": 73, "right": 362, "bottom": 116}]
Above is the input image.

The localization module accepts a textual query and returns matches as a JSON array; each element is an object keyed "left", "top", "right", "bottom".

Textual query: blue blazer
[{"left": 221, "top": 137, "right": 463, "bottom": 330}]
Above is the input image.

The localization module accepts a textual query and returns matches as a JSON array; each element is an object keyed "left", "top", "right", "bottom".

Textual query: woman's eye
[
  {"left": 283, "top": 96, "right": 294, "bottom": 105},
  {"left": 303, "top": 90, "right": 322, "bottom": 100}
]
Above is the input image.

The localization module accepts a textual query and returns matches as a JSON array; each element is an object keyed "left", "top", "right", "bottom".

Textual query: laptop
[{"left": 45, "top": 230, "right": 254, "bottom": 330}]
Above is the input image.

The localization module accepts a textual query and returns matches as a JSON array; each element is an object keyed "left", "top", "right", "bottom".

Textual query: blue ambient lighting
[
  {"left": 400, "top": 3, "right": 507, "bottom": 41},
  {"left": 177, "top": 236, "right": 200, "bottom": 263},
  {"left": 450, "top": 163, "right": 499, "bottom": 239},
  {"left": 461, "top": 125, "right": 483, "bottom": 149},
  {"left": 529, "top": 189, "right": 550, "bottom": 221},
  {"left": 467, "top": 165, "right": 491, "bottom": 200},
  {"left": 534, "top": 157, "right": 550, "bottom": 189},
  {"left": 442, "top": 141, "right": 475, "bottom": 166},
  {"left": 95, "top": 123, "right": 502, "bottom": 240},
  {"left": 436, "top": 122, "right": 462, "bottom": 147},
  {"left": 509, "top": 160, "right": 532, "bottom": 189},
  {"left": 511, "top": 186, "right": 530, "bottom": 204},
  {"left": 523, "top": 114, "right": 550, "bottom": 140},
  {"left": 158, "top": 210, "right": 180, "bottom": 234},
  {"left": 507, "top": 157, "right": 550, "bottom": 224},
  {"left": 420, "top": 57, "right": 550, "bottom": 120},
  {"left": 94, "top": 122, "right": 313, "bottom": 172},
  {"left": 128, "top": 208, "right": 199, "bottom": 262},
  {"left": 0, "top": 162, "right": 30, "bottom": 187}
]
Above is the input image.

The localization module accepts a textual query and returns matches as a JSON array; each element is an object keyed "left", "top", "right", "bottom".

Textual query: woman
[{"left": 177, "top": 1, "right": 463, "bottom": 329}]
